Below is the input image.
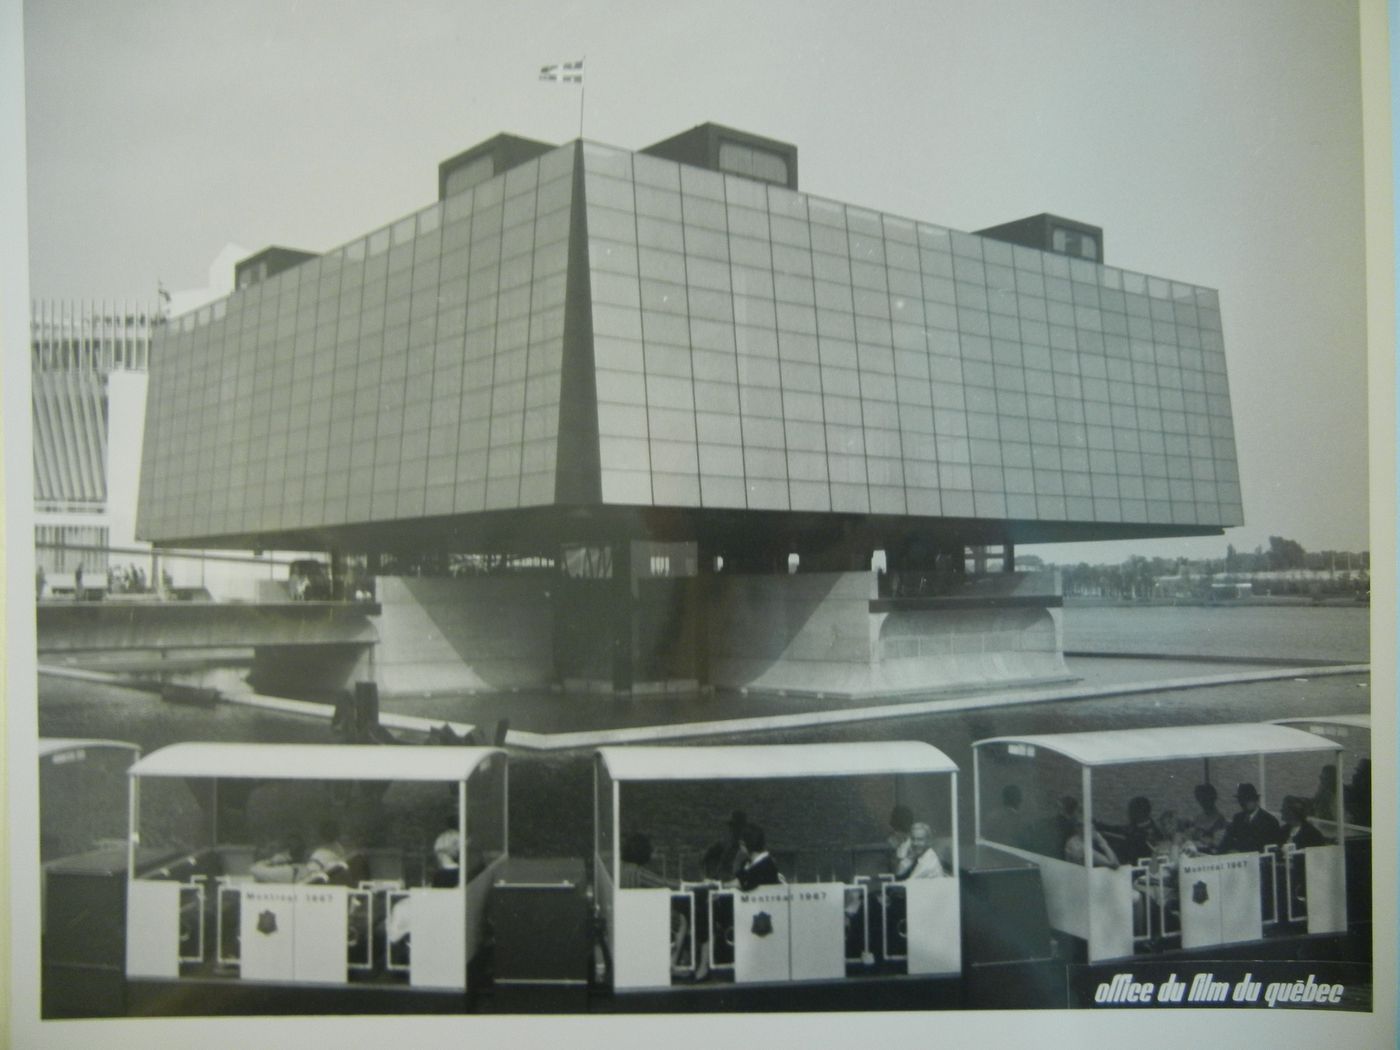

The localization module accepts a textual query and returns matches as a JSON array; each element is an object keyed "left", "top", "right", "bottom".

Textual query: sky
[{"left": 19, "top": 0, "right": 1372, "bottom": 565}]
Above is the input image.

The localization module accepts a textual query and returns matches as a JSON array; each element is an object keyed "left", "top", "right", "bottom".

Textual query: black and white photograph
[{"left": 4, "top": 1, "right": 1394, "bottom": 1047}]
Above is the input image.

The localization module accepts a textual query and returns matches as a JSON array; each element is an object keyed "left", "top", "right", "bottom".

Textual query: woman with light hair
[{"left": 432, "top": 828, "right": 461, "bottom": 888}]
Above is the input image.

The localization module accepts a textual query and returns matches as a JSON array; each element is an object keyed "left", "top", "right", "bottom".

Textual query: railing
[
  {"left": 873, "top": 879, "right": 905, "bottom": 961},
  {"left": 705, "top": 887, "right": 736, "bottom": 977},
  {"left": 676, "top": 879, "right": 883, "bottom": 979},
  {"left": 386, "top": 890, "right": 412, "bottom": 974},
  {"left": 845, "top": 883, "right": 871, "bottom": 964},
  {"left": 1129, "top": 847, "right": 1310, "bottom": 950},
  {"left": 671, "top": 891, "right": 696, "bottom": 973},
  {"left": 1130, "top": 857, "right": 1181, "bottom": 947},
  {"left": 200, "top": 879, "right": 377, "bottom": 977},
  {"left": 178, "top": 883, "right": 205, "bottom": 963}
]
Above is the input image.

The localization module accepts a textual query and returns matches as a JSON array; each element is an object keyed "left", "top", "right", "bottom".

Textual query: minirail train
[{"left": 39, "top": 718, "right": 1371, "bottom": 1017}]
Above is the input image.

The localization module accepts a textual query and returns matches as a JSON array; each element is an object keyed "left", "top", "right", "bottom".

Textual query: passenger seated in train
[
  {"left": 386, "top": 827, "right": 468, "bottom": 957},
  {"left": 249, "top": 838, "right": 305, "bottom": 883},
  {"left": 1053, "top": 795, "right": 1086, "bottom": 851},
  {"left": 1277, "top": 796, "right": 1326, "bottom": 851},
  {"left": 731, "top": 825, "right": 781, "bottom": 891},
  {"left": 1101, "top": 797, "right": 1160, "bottom": 865},
  {"left": 1035, "top": 795, "right": 1114, "bottom": 863},
  {"left": 702, "top": 810, "right": 750, "bottom": 880},
  {"left": 896, "top": 822, "right": 946, "bottom": 879},
  {"left": 1134, "top": 810, "right": 1197, "bottom": 923},
  {"left": 1151, "top": 810, "right": 1199, "bottom": 863},
  {"left": 1188, "top": 783, "right": 1228, "bottom": 853},
  {"left": 250, "top": 822, "right": 351, "bottom": 884},
  {"left": 620, "top": 832, "right": 672, "bottom": 889},
  {"left": 1343, "top": 759, "right": 1371, "bottom": 826},
  {"left": 1218, "top": 782, "right": 1281, "bottom": 854},
  {"left": 1310, "top": 765, "right": 1338, "bottom": 823},
  {"left": 1276, "top": 796, "right": 1327, "bottom": 920},
  {"left": 886, "top": 804, "right": 914, "bottom": 873},
  {"left": 982, "top": 785, "right": 1028, "bottom": 850},
  {"left": 431, "top": 828, "right": 462, "bottom": 888},
  {"left": 1063, "top": 824, "right": 1119, "bottom": 868}
]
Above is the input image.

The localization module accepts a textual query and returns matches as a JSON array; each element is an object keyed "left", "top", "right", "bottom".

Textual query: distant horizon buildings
[
  {"left": 30, "top": 241, "right": 286, "bottom": 598},
  {"left": 31, "top": 299, "right": 155, "bottom": 585}
]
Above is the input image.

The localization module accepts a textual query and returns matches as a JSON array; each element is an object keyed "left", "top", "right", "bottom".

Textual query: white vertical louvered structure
[{"left": 31, "top": 300, "right": 157, "bottom": 577}]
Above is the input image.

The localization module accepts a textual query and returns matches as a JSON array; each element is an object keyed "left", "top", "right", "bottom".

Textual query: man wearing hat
[
  {"left": 703, "top": 810, "right": 750, "bottom": 880},
  {"left": 1218, "top": 782, "right": 1281, "bottom": 854}
]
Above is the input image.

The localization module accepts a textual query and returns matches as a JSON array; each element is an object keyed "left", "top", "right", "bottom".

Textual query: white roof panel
[
  {"left": 597, "top": 742, "right": 956, "bottom": 782},
  {"left": 129, "top": 742, "right": 503, "bottom": 782},
  {"left": 39, "top": 738, "right": 140, "bottom": 759},
  {"left": 976, "top": 722, "right": 1341, "bottom": 767},
  {"left": 1273, "top": 714, "right": 1370, "bottom": 732}
]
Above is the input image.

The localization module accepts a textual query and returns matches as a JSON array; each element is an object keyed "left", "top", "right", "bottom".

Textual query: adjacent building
[{"left": 32, "top": 300, "right": 155, "bottom": 592}]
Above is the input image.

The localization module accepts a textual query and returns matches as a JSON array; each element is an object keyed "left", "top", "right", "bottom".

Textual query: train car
[
  {"left": 972, "top": 722, "right": 1349, "bottom": 965},
  {"left": 42, "top": 730, "right": 1372, "bottom": 1016},
  {"left": 120, "top": 742, "right": 507, "bottom": 1014},
  {"left": 1272, "top": 713, "right": 1372, "bottom": 929},
  {"left": 41, "top": 738, "right": 143, "bottom": 1017},
  {"left": 591, "top": 741, "right": 965, "bottom": 1009},
  {"left": 40, "top": 737, "right": 141, "bottom": 862}
]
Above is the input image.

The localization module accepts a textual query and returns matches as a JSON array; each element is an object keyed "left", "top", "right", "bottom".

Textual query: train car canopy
[
  {"left": 976, "top": 722, "right": 1341, "bottom": 767},
  {"left": 597, "top": 741, "right": 956, "bottom": 782},
  {"left": 127, "top": 742, "right": 503, "bottom": 782},
  {"left": 40, "top": 738, "right": 140, "bottom": 760}
]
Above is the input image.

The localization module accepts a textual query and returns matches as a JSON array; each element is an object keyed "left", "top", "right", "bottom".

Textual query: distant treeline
[{"left": 1048, "top": 537, "right": 1369, "bottom": 600}]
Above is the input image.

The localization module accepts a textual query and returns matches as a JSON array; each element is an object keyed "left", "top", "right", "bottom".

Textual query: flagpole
[{"left": 578, "top": 56, "right": 586, "bottom": 139}]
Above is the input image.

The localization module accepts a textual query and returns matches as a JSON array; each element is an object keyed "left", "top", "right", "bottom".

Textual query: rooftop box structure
[
  {"left": 640, "top": 122, "right": 799, "bottom": 190},
  {"left": 234, "top": 246, "right": 319, "bottom": 290},
  {"left": 438, "top": 133, "right": 557, "bottom": 201},
  {"left": 976, "top": 213, "right": 1104, "bottom": 263}
]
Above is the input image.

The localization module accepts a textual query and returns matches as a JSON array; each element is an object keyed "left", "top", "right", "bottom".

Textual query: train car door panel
[
  {"left": 1085, "top": 868, "right": 1134, "bottom": 962},
  {"left": 126, "top": 880, "right": 182, "bottom": 978},
  {"left": 612, "top": 890, "right": 672, "bottom": 991},
  {"left": 733, "top": 887, "right": 791, "bottom": 983},
  {"left": 1034, "top": 857, "right": 1090, "bottom": 942},
  {"left": 787, "top": 883, "right": 844, "bottom": 981},
  {"left": 1179, "top": 853, "right": 1261, "bottom": 949},
  {"left": 904, "top": 879, "right": 961, "bottom": 975},
  {"left": 466, "top": 859, "right": 503, "bottom": 962},
  {"left": 293, "top": 886, "right": 349, "bottom": 985},
  {"left": 406, "top": 889, "right": 466, "bottom": 990},
  {"left": 1305, "top": 845, "right": 1345, "bottom": 934},
  {"left": 238, "top": 885, "right": 298, "bottom": 981}
]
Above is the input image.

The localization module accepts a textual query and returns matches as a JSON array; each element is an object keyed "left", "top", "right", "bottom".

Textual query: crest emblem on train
[
  {"left": 751, "top": 911, "right": 773, "bottom": 937},
  {"left": 1191, "top": 880, "right": 1209, "bottom": 905},
  {"left": 257, "top": 910, "right": 279, "bottom": 935}
]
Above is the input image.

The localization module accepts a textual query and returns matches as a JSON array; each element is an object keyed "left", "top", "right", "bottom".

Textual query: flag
[{"left": 540, "top": 59, "right": 583, "bottom": 83}]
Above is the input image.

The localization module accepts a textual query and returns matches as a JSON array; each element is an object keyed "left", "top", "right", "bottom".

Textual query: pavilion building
[{"left": 136, "top": 124, "right": 1241, "bottom": 698}]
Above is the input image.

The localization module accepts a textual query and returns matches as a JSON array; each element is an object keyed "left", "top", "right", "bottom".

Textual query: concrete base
[
  {"left": 366, "top": 570, "right": 1071, "bottom": 701},
  {"left": 709, "top": 571, "right": 1072, "bottom": 700},
  {"left": 372, "top": 576, "right": 554, "bottom": 695}
]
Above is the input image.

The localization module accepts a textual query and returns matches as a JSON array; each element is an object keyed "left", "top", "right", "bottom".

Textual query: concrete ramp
[
  {"left": 709, "top": 571, "right": 1073, "bottom": 699},
  {"left": 38, "top": 601, "right": 380, "bottom": 697},
  {"left": 36, "top": 601, "right": 378, "bottom": 652}
]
